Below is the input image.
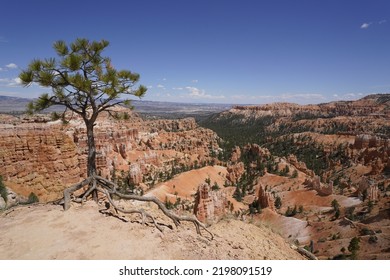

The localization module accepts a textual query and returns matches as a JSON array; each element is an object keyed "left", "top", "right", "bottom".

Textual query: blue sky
[{"left": 0, "top": 0, "right": 389, "bottom": 104}]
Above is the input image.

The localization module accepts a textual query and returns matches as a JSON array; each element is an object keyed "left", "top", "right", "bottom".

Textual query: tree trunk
[
  {"left": 86, "top": 121, "right": 96, "bottom": 177},
  {"left": 85, "top": 119, "right": 98, "bottom": 202}
]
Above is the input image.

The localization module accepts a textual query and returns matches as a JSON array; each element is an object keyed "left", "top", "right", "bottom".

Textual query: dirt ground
[{"left": 0, "top": 201, "right": 303, "bottom": 260}]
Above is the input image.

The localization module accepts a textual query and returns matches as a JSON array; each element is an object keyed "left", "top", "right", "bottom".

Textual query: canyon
[
  {"left": 0, "top": 107, "right": 219, "bottom": 203},
  {"left": 1, "top": 94, "right": 390, "bottom": 260}
]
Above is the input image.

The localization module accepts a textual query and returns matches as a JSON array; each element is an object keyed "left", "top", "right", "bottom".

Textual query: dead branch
[
  {"left": 297, "top": 247, "right": 318, "bottom": 260},
  {"left": 290, "top": 244, "right": 318, "bottom": 260},
  {"left": 343, "top": 217, "right": 356, "bottom": 228}
]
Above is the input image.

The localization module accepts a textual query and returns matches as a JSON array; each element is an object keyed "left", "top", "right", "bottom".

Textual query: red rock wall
[
  {"left": 257, "top": 185, "right": 275, "bottom": 211},
  {"left": 303, "top": 176, "right": 333, "bottom": 196},
  {"left": 0, "top": 125, "right": 82, "bottom": 202},
  {"left": 226, "top": 162, "right": 245, "bottom": 184},
  {"left": 0, "top": 112, "right": 221, "bottom": 202},
  {"left": 194, "top": 183, "right": 228, "bottom": 224}
]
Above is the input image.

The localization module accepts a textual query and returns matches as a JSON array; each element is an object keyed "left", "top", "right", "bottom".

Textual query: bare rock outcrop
[
  {"left": 357, "top": 177, "right": 380, "bottom": 201},
  {"left": 226, "top": 162, "right": 245, "bottom": 184},
  {"left": 230, "top": 146, "right": 241, "bottom": 163},
  {"left": 129, "top": 163, "right": 143, "bottom": 185},
  {"left": 352, "top": 134, "right": 390, "bottom": 175},
  {"left": 354, "top": 134, "right": 390, "bottom": 149},
  {"left": 286, "top": 154, "right": 314, "bottom": 177},
  {"left": 0, "top": 107, "right": 221, "bottom": 202},
  {"left": 0, "top": 196, "right": 5, "bottom": 209},
  {"left": 145, "top": 118, "right": 198, "bottom": 132},
  {"left": 194, "top": 183, "right": 228, "bottom": 224},
  {"left": 230, "top": 94, "right": 389, "bottom": 119},
  {"left": 0, "top": 184, "right": 31, "bottom": 209},
  {"left": 303, "top": 176, "right": 333, "bottom": 196},
  {"left": 243, "top": 143, "right": 271, "bottom": 158},
  {"left": 257, "top": 185, "right": 275, "bottom": 211},
  {"left": 0, "top": 125, "right": 82, "bottom": 202}
]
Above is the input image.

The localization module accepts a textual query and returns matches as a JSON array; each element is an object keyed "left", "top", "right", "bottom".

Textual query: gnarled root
[{"left": 61, "top": 175, "right": 213, "bottom": 240}]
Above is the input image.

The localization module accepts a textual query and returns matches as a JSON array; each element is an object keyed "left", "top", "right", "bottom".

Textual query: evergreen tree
[
  {"left": 274, "top": 196, "right": 282, "bottom": 209},
  {"left": 331, "top": 199, "right": 341, "bottom": 219},
  {"left": 212, "top": 182, "right": 220, "bottom": 191},
  {"left": 17, "top": 38, "right": 211, "bottom": 237},
  {"left": 348, "top": 237, "right": 360, "bottom": 259},
  {"left": 20, "top": 38, "right": 146, "bottom": 182}
]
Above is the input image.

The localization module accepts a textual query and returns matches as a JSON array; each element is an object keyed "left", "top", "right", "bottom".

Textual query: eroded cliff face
[
  {"left": 257, "top": 185, "right": 275, "bottom": 211},
  {"left": 193, "top": 183, "right": 228, "bottom": 224},
  {"left": 0, "top": 124, "right": 82, "bottom": 201},
  {"left": 209, "top": 94, "right": 390, "bottom": 137},
  {"left": 303, "top": 176, "right": 333, "bottom": 196},
  {"left": 0, "top": 107, "right": 220, "bottom": 202},
  {"left": 227, "top": 94, "right": 389, "bottom": 119}
]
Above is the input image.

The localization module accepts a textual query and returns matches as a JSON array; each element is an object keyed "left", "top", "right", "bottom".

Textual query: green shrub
[
  {"left": 0, "top": 175, "right": 8, "bottom": 203},
  {"left": 27, "top": 192, "right": 39, "bottom": 204},
  {"left": 285, "top": 205, "right": 297, "bottom": 217},
  {"left": 211, "top": 182, "right": 220, "bottom": 191},
  {"left": 165, "top": 197, "right": 174, "bottom": 209},
  {"left": 368, "top": 235, "right": 378, "bottom": 244},
  {"left": 333, "top": 254, "right": 347, "bottom": 260},
  {"left": 360, "top": 228, "right": 375, "bottom": 236},
  {"left": 291, "top": 170, "right": 298, "bottom": 178}
]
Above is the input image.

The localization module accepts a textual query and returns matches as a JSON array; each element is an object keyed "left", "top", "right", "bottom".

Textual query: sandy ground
[
  {"left": 0, "top": 201, "right": 304, "bottom": 260},
  {"left": 146, "top": 166, "right": 228, "bottom": 202}
]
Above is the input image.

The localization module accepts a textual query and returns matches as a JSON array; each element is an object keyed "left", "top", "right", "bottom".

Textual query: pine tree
[
  {"left": 20, "top": 38, "right": 147, "bottom": 182},
  {"left": 348, "top": 237, "right": 360, "bottom": 259},
  {"left": 274, "top": 196, "right": 282, "bottom": 209},
  {"left": 18, "top": 38, "right": 212, "bottom": 238}
]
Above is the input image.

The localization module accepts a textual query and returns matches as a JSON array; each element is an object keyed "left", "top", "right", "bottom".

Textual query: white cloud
[
  {"left": 157, "top": 84, "right": 165, "bottom": 89},
  {"left": 0, "top": 77, "right": 23, "bottom": 87},
  {"left": 173, "top": 87, "right": 184, "bottom": 90},
  {"left": 12, "top": 77, "right": 22, "bottom": 85},
  {"left": 162, "top": 78, "right": 167, "bottom": 81},
  {"left": 185, "top": 86, "right": 225, "bottom": 99},
  {"left": 191, "top": 79, "right": 198, "bottom": 83},
  {"left": 6, "top": 63, "right": 18, "bottom": 69},
  {"left": 360, "top": 22, "right": 372, "bottom": 29},
  {"left": 0, "top": 67, "right": 3, "bottom": 71},
  {"left": 379, "top": 19, "right": 387, "bottom": 24},
  {"left": 147, "top": 85, "right": 153, "bottom": 89}
]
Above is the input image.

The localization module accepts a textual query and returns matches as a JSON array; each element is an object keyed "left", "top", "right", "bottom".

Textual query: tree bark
[
  {"left": 85, "top": 118, "right": 98, "bottom": 202},
  {"left": 86, "top": 120, "right": 96, "bottom": 177}
]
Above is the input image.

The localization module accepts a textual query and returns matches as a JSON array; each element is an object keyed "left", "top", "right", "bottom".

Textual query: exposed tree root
[{"left": 61, "top": 175, "right": 213, "bottom": 240}]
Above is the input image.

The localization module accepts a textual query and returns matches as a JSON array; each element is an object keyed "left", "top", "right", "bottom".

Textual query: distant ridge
[
  {"left": 0, "top": 93, "right": 388, "bottom": 115},
  {"left": 0, "top": 95, "right": 31, "bottom": 102},
  {"left": 0, "top": 95, "right": 232, "bottom": 119}
]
